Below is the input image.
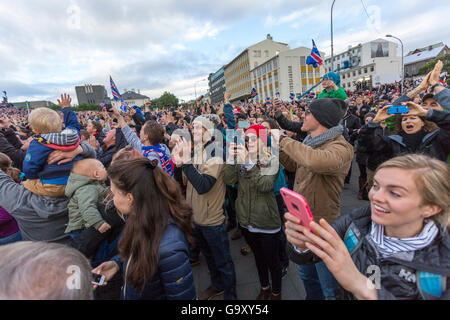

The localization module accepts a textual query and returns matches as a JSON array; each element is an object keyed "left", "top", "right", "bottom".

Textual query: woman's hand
[
  {"left": 57, "top": 94, "right": 72, "bottom": 109},
  {"left": 429, "top": 60, "right": 443, "bottom": 86},
  {"left": 47, "top": 145, "right": 83, "bottom": 165},
  {"left": 284, "top": 212, "right": 311, "bottom": 251},
  {"left": 373, "top": 105, "right": 394, "bottom": 123},
  {"left": 301, "top": 219, "right": 378, "bottom": 300},
  {"left": 20, "top": 137, "right": 33, "bottom": 151},
  {"left": 405, "top": 101, "right": 428, "bottom": 117},
  {"left": 91, "top": 261, "right": 119, "bottom": 289}
]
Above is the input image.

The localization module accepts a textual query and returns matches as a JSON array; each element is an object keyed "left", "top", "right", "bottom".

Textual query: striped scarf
[
  {"left": 370, "top": 220, "right": 439, "bottom": 258},
  {"left": 302, "top": 125, "right": 344, "bottom": 149}
]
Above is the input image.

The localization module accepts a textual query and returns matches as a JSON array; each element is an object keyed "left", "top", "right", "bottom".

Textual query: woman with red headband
[{"left": 224, "top": 124, "right": 282, "bottom": 300}]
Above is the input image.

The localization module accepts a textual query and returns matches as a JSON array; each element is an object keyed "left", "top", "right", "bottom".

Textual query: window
[
  {"left": 342, "top": 74, "right": 345, "bottom": 79},
  {"left": 301, "top": 72, "right": 307, "bottom": 78},
  {"left": 262, "top": 65, "right": 266, "bottom": 74},
  {"left": 353, "top": 71, "right": 356, "bottom": 77},
  {"left": 265, "top": 50, "right": 269, "bottom": 57},
  {"left": 268, "top": 62, "right": 272, "bottom": 72},
  {"left": 254, "top": 62, "right": 258, "bottom": 68},
  {"left": 258, "top": 68, "right": 261, "bottom": 77},
  {"left": 254, "top": 50, "right": 258, "bottom": 58},
  {"left": 358, "top": 69, "right": 362, "bottom": 75},
  {"left": 302, "top": 85, "right": 307, "bottom": 92},
  {"left": 370, "top": 66, "right": 374, "bottom": 72},
  {"left": 364, "top": 68, "right": 368, "bottom": 74},
  {"left": 274, "top": 74, "right": 279, "bottom": 82},
  {"left": 308, "top": 71, "right": 313, "bottom": 78},
  {"left": 300, "top": 56, "right": 306, "bottom": 66},
  {"left": 343, "top": 83, "right": 346, "bottom": 88},
  {"left": 273, "top": 58, "right": 278, "bottom": 69}
]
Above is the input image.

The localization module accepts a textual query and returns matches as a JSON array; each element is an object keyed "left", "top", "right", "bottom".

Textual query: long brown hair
[{"left": 107, "top": 158, "right": 193, "bottom": 290}]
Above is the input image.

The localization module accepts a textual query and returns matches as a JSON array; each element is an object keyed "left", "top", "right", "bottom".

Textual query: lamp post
[
  {"left": 386, "top": 34, "right": 404, "bottom": 93},
  {"left": 194, "top": 79, "right": 207, "bottom": 100},
  {"left": 331, "top": 0, "right": 336, "bottom": 72}
]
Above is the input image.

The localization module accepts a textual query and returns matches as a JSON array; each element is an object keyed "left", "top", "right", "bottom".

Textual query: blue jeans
[
  {"left": 193, "top": 221, "right": 237, "bottom": 300},
  {"left": 297, "top": 262, "right": 338, "bottom": 300},
  {"left": 0, "top": 231, "right": 22, "bottom": 245}
]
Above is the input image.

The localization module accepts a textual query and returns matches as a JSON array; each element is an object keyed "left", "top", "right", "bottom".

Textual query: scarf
[
  {"left": 302, "top": 125, "right": 344, "bottom": 149},
  {"left": 370, "top": 220, "right": 439, "bottom": 259},
  {"left": 400, "top": 130, "right": 426, "bottom": 152}
]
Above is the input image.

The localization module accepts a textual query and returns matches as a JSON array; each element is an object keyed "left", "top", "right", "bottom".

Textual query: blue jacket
[
  {"left": 23, "top": 108, "right": 82, "bottom": 184},
  {"left": 111, "top": 220, "right": 196, "bottom": 300}
]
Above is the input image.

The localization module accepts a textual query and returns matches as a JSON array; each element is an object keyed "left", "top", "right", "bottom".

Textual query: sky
[{"left": 1, "top": 0, "right": 449, "bottom": 104}]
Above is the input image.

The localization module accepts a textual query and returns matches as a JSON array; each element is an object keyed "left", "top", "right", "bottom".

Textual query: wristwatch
[{"left": 430, "top": 83, "right": 443, "bottom": 94}]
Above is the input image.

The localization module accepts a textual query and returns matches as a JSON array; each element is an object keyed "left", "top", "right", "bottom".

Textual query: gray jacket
[{"left": 0, "top": 141, "right": 96, "bottom": 244}]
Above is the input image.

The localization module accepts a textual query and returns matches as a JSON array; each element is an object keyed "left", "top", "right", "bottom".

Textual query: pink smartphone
[{"left": 280, "top": 187, "right": 316, "bottom": 234}]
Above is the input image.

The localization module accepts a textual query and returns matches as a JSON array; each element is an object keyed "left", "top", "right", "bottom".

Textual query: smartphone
[
  {"left": 238, "top": 120, "right": 250, "bottom": 129},
  {"left": 387, "top": 105, "right": 409, "bottom": 115},
  {"left": 280, "top": 187, "right": 317, "bottom": 235},
  {"left": 92, "top": 273, "right": 105, "bottom": 286}
]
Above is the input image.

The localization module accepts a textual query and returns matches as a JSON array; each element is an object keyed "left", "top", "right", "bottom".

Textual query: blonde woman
[{"left": 285, "top": 154, "right": 449, "bottom": 300}]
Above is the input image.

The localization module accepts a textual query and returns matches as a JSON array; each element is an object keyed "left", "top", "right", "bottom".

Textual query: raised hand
[{"left": 57, "top": 94, "right": 72, "bottom": 109}]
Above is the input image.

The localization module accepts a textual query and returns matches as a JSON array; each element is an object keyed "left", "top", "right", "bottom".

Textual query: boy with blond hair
[{"left": 22, "top": 94, "right": 82, "bottom": 197}]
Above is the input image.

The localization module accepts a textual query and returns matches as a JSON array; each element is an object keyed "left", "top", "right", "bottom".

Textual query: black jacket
[
  {"left": 343, "top": 112, "right": 361, "bottom": 145},
  {"left": 0, "top": 128, "right": 25, "bottom": 170},
  {"left": 356, "top": 125, "right": 391, "bottom": 169},
  {"left": 359, "top": 109, "right": 450, "bottom": 164},
  {"left": 274, "top": 111, "right": 307, "bottom": 141},
  {"left": 288, "top": 205, "right": 450, "bottom": 300}
]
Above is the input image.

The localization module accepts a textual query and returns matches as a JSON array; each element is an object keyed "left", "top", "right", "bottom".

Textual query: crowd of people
[{"left": 0, "top": 60, "right": 448, "bottom": 300}]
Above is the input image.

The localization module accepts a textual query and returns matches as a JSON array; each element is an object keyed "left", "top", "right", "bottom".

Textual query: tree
[
  {"left": 417, "top": 53, "right": 450, "bottom": 75},
  {"left": 151, "top": 91, "right": 179, "bottom": 109}
]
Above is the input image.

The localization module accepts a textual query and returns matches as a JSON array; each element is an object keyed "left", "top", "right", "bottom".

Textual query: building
[
  {"left": 251, "top": 46, "right": 326, "bottom": 102},
  {"left": 11, "top": 100, "right": 56, "bottom": 109},
  {"left": 111, "top": 89, "right": 150, "bottom": 109},
  {"left": 224, "top": 34, "right": 290, "bottom": 103},
  {"left": 404, "top": 43, "right": 449, "bottom": 77},
  {"left": 208, "top": 67, "right": 226, "bottom": 105},
  {"left": 75, "top": 84, "right": 108, "bottom": 105},
  {"left": 324, "top": 39, "right": 402, "bottom": 91}
]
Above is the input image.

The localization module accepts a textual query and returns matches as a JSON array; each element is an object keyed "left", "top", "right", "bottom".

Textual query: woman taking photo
[
  {"left": 92, "top": 158, "right": 196, "bottom": 300},
  {"left": 285, "top": 154, "right": 449, "bottom": 300},
  {"left": 224, "top": 124, "right": 282, "bottom": 300},
  {"left": 359, "top": 101, "right": 449, "bottom": 163}
]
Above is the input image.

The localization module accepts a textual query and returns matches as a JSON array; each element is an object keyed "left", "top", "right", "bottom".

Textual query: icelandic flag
[
  {"left": 306, "top": 40, "right": 323, "bottom": 69},
  {"left": 266, "top": 97, "right": 271, "bottom": 104},
  {"left": 120, "top": 99, "right": 128, "bottom": 113},
  {"left": 289, "top": 93, "right": 295, "bottom": 100},
  {"left": 110, "top": 76, "right": 122, "bottom": 101},
  {"left": 132, "top": 105, "right": 145, "bottom": 118},
  {"left": 308, "top": 92, "right": 316, "bottom": 99},
  {"left": 251, "top": 88, "right": 257, "bottom": 98}
]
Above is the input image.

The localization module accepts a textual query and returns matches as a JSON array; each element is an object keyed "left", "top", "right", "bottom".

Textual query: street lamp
[
  {"left": 386, "top": 34, "right": 404, "bottom": 93},
  {"left": 194, "top": 79, "right": 207, "bottom": 100},
  {"left": 331, "top": 0, "right": 336, "bottom": 72}
]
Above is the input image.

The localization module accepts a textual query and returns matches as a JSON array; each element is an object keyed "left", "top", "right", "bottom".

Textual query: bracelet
[{"left": 430, "top": 83, "right": 443, "bottom": 93}]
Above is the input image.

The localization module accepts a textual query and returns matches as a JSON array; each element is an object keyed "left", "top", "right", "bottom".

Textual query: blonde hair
[
  {"left": 376, "top": 154, "right": 450, "bottom": 231},
  {"left": 28, "top": 107, "right": 62, "bottom": 134}
]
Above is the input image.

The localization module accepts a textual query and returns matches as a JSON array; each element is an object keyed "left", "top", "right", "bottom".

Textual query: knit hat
[
  {"left": 193, "top": 115, "right": 215, "bottom": 135},
  {"left": 308, "top": 98, "right": 347, "bottom": 129},
  {"left": 322, "top": 72, "right": 341, "bottom": 86},
  {"left": 245, "top": 124, "right": 268, "bottom": 145}
]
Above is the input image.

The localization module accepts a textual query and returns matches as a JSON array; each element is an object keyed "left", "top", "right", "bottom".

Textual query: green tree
[
  {"left": 417, "top": 53, "right": 450, "bottom": 75},
  {"left": 151, "top": 91, "right": 179, "bottom": 109}
]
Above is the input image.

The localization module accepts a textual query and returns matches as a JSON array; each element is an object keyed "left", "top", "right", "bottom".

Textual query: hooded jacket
[
  {"left": 64, "top": 173, "right": 109, "bottom": 233},
  {"left": 288, "top": 205, "right": 450, "bottom": 300}
]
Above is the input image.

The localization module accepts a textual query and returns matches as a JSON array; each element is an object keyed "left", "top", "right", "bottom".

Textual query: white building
[
  {"left": 324, "top": 39, "right": 402, "bottom": 91},
  {"left": 111, "top": 89, "right": 150, "bottom": 109},
  {"left": 250, "top": 46, "right": 326, "bottom": 101},
  {"left": 224, "top": 34, "right": 290, "bottom": 102}
]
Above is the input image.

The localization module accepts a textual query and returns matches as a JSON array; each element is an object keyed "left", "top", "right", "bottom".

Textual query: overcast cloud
[{"left": 0, "top": 0, "right": 449, "bottom": 104}]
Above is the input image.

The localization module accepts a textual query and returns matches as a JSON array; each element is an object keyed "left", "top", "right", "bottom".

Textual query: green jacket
[
  {"left": 223, "top": 159, "right": 280, "bottom": 230},
  {"left": 64, "top": 173, "right": 109, "bottom": 233},
  {"left": 318, "top": 87, "right": 347, "bottom": 100}
]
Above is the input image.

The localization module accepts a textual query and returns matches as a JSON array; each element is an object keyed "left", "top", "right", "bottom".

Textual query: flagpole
[
  {"left": 331, "top": 0, "right": 336, "bottom": 72},
  {"left": 297, "top": 79, "right": 324, "bottom": 100}
]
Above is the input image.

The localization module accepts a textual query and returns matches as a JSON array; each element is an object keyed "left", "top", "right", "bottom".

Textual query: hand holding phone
[
  {"left": 280, "top": 188, "right": 317, "bottom": 236},
  {"left": 92, "top": 273, "right": 106, "bottom": 286}
]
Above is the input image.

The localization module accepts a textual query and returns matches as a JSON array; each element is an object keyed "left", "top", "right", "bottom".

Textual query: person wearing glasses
[{"left": 273, "top": 98, "right": 354, "bottom": 300}]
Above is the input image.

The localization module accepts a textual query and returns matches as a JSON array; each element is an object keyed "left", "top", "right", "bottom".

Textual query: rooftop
[{"left": 404, "top": 45, "right": 446, "bottom": 65}]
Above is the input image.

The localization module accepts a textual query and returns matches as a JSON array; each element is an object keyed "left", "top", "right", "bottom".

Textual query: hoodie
[{"left": 64, "top": 173, "right": 109, "bottom": 233}]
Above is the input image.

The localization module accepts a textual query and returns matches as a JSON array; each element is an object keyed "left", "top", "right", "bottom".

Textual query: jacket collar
[{"left": 388, "top": 129, "right": 440, "bottom": 148}]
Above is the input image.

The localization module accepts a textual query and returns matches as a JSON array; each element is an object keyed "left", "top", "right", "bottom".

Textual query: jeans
[
  {"left": 0, "top": 231, "right": 22, "bottom": 245},
  {"left": 297, "top": 262, "right": 338, "bottom": 300},
  {"left": 242, "top": 228, "right": 282, "bottom": 294},
  {"left": 193, "top": 221, "right": 237, "bottom": 300},
  {"left": 276, "top": 194, "right": 289, "bottom": 269}
]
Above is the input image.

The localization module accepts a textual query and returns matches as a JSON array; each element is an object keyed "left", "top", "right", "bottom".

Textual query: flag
[
  {"left": 251, "top": 88, "right": 257, "bottom": 98},
  {"left": 110, "top": 76, "right": 122, "bottom": 101},
  {"left": 266, "top": 97, "right": 271, "bottom": 105},
  {"left": 289, "top": 93, "right": 295, "bottom": 100},
  {"left": 132, "top": 105, "right": 145, "bottom": 118},
  {"left": 120, "top": 99, "right": 128, "bottom": 113},
  {"left": 306, "top": 40, "right": 323, "bottom": 69}
]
